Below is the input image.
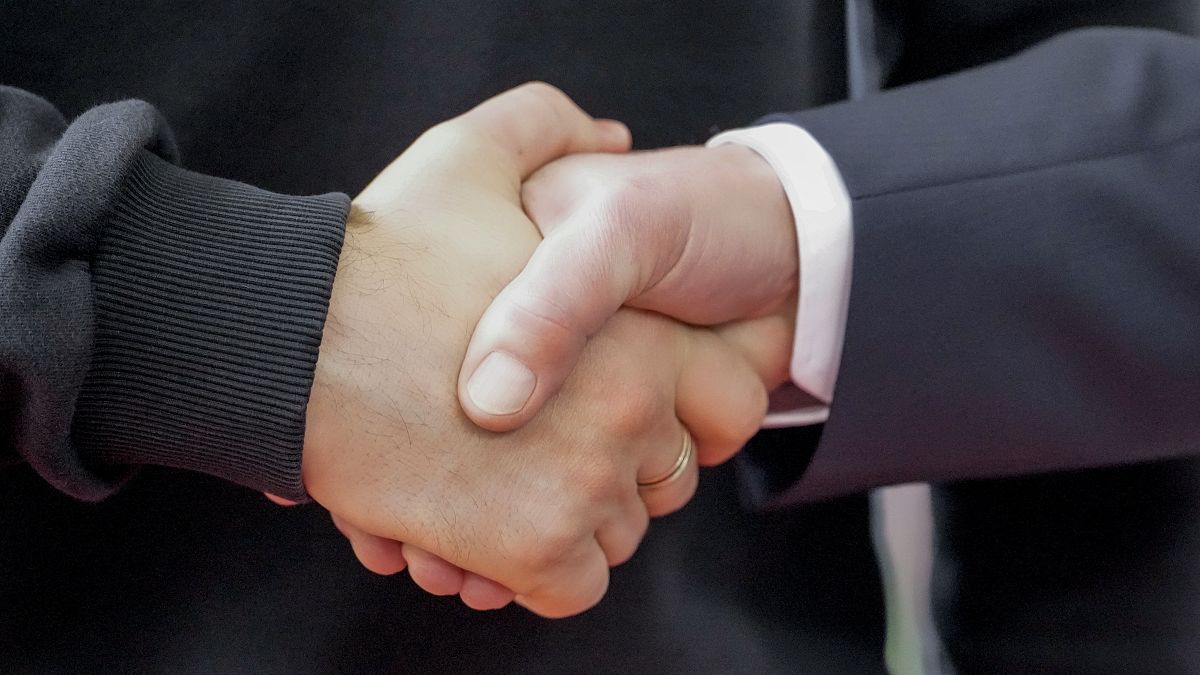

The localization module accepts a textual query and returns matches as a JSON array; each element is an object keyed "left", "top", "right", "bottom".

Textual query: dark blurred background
[{"left": 2, "top": 2, "right": 1199, "bottom": 673}]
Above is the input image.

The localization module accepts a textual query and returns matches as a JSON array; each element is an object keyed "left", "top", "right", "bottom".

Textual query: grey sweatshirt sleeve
[{"left": 1, "top": 86, "right": 348, "bottom": 502}]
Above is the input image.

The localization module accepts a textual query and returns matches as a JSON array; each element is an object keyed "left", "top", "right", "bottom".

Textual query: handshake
[{"left": 286, "top": 83, "right": 800, "bottom": 618}]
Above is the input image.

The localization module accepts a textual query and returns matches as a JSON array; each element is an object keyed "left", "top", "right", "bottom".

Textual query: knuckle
[
  {"left": 574, "top": 457, "right": 623, "bottom": 503},
  {"left": 518, "top": 80, "right": 568, "bottom": 103},
  {"left": 521, "top": 538, "right": 573, "bottom": 576},
  {"left": 513, "top": 511, "right": 583, "bottom": 574},
  {"left": 520, "top": 82, "right": 593, "bottom": 149},
  {"left": 416, "top": 119, "right": 482, "bottom": 155},
  {"left": 520, "top": 81, "right": 573, "bottom": 115},
  {"left": 554, "top": 570, "right": 608, "bottom": 617},
  {"left": 513, "top": 82, "right": 572, "bottom": 130},
  {"left": 525, "top": 572, "right": 608, "bottom": 619}
]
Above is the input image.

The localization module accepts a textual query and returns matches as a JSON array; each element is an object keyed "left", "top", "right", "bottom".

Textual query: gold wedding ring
[{"left": 637, "top": 431, "right": 695, "bottom": 489}]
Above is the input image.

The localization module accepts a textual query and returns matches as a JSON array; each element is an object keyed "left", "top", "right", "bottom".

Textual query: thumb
[{"left": 457, "top": 216, "right": 639, "bottom": 432}]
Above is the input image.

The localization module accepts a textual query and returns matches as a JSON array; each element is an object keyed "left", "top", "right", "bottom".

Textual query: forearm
[
  {"left": 0, "top": 86, "right": 348, "bottom": 501},
  {"left": 753, "top": 28, "right": 1200, "bottom": 502}
]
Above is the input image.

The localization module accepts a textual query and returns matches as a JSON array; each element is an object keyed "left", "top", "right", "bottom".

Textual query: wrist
[
  {"left": 701, "top": 143, "right": 799, "bottom": 314},
  {"left": 709, "top": 122, "right": 854, "bottom": 404},
  {"left": 302, "top": 206, "right": 378, "bottom": 498}
]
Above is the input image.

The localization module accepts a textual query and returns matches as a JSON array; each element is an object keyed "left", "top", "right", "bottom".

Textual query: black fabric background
[
  {"left": 5, "top": 1, "right": 1200, "bottom": 673},
  {"left": 0, "top": 3, "right": 886, "bottom": 674}
]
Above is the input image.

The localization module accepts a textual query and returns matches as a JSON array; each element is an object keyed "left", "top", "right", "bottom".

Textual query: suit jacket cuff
[{"left": 708, "top": 123, "right": 853, "bottom": 427}]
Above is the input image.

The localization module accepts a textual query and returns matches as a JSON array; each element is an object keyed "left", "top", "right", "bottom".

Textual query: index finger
[
  {"left": 448, "top": 82, "right": 631, "bottom": 182},
  {"left": 360, "top": 83, "right": 631, "bottom": 207}
]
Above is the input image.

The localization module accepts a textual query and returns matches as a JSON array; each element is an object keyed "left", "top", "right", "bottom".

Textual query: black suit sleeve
[
  {"left": 877, "top": 0, "right": 1197, "bottom": 86},
  {"left": 744, "top": 28, "right": 1200, "bottom": 505}
]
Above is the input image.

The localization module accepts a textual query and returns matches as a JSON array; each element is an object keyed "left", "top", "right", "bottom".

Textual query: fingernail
[{"left": 467, "top": 352, "right": 537, "bottom": 416}]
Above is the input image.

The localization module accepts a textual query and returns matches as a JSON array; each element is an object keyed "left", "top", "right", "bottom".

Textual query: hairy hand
[{"left": 300, "top": 84, "right": 778, "bottom": 618}]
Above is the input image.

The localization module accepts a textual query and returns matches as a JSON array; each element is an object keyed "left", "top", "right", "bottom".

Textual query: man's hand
[
  {"left": 299, "top": 84, "right": 778, "bottom": 618},
  {"left": 457, "top": 144, "right": 798, "bottom": 432}
]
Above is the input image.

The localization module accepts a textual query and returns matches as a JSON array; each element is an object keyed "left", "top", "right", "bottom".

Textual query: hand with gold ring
[
  {"left": 636, "top": 431, "right": 697, "bottom": 517},
  {"left": 289, "top": 83, "right": 788, "bottom": 619}
]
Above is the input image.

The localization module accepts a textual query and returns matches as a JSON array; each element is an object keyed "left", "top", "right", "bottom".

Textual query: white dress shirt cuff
[{"left": 708, "top": 122, "right": 853, "bottom": 428}]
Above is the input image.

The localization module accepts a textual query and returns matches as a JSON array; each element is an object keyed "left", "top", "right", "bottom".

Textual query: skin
[
  {"left": 458, "top": 143, "right": 799, "bottom": 433},
  {"left": 293, "top": 84, "right": 786, "bottom": 618}
]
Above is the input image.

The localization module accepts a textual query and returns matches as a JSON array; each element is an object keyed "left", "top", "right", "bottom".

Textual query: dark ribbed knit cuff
[{"left": 73, "top": 151, "right": 349, "bottom": 501}]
